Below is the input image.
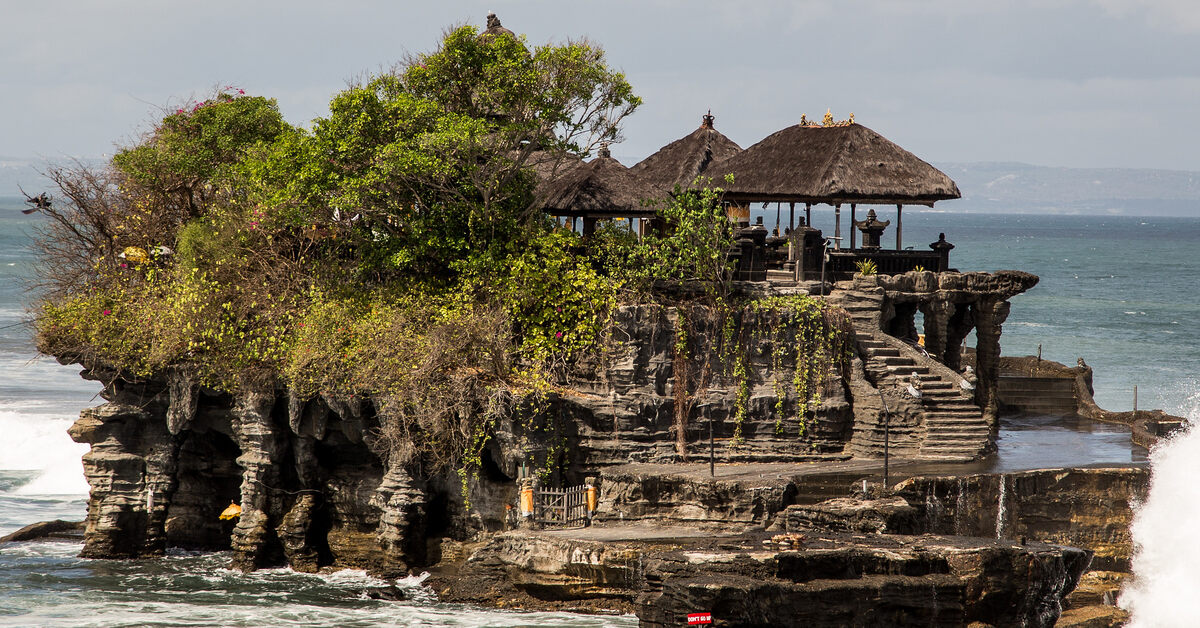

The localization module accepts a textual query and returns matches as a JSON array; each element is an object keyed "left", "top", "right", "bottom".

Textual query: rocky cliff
[
  {"left": 59, "top": 271, "right": 1085, "bottom": 626},
  {"left": 65, "top": 299, "right": 861, "bottom": 573}
]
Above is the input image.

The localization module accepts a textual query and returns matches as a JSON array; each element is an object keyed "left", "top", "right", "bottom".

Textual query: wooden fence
[{"left": 533, "top": 484, "right": 591, "bottom": 528}]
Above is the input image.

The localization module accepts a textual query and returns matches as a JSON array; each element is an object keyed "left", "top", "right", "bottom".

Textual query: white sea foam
[
  {"left": 0, "top": 408, "right": 89, "bottom": 495},
  {"left": 1120, "top": 391, "right": 1200, "bottom": 626}
]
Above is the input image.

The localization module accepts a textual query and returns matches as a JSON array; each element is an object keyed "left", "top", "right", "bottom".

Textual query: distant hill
[{"left": 935, "top": 162, "right": 1200, "bottom": 217}]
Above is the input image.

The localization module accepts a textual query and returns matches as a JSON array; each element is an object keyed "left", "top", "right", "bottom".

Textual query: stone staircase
[{"left": 831, "top": 285, "right": 991, "bottom": 462}]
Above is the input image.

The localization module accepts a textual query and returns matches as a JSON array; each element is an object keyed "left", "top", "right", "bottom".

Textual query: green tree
[{"left": 35, "top": 19, "right": 642, "bottom": 478}]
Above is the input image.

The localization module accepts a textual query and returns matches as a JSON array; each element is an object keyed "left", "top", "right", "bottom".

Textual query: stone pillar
[
  {"left": 943, "top": 304, "right": 976, "bottom": 372},
  {"left": 974, "top": 298, "right": 1011, "bottom": 428},
  {"left": 896, "top": 204, "right": 904, "bottom": 250},
  {"left": 849, "top": 204, "right": 857, "bottom": 249},
  {"left": 834, "top": 204, "right": 842, "bottom": 249},
  {"left": 275, "top": 434, "right": 321, "bottom": 572},
  {"left": 69, "top": 402, "right": 177, "bottom": 558},
  {"left": 371, "top": 465, "right": 428, "bottom": 574},
  {"left": 921, "top": 299, "right": 954, "bottom": 363},
  {"left": 230, "top": 389, "right": 285, "bottom": 571}
]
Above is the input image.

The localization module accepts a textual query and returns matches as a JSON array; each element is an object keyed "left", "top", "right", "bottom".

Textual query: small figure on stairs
[{"left": 905, "top": 372, "right": 922, "bottom": 399}]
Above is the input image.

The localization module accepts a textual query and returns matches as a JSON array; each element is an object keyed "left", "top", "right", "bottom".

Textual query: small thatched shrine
[
  {"left": 536, "top": 146, "right": 660, "bottom": 236},
  {"left": 630, "top": 112, "right": 742, "bottom": 195}
]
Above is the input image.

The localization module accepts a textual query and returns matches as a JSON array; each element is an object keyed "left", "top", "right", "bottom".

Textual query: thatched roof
[
  {"left": 630, "top": 113, "right": 742, "bottom": 194},
  {"left": 479, "top": 12, "right": 517, "bottom": 40},
  {"left": 525, "top": 149, "right": 582, "bottom": 197},
  {"left": 709, "top": 123, "right": 960, "bottom": 206},
  {"left": 537, "top": 148, "right": 659, "bottom": 217}
]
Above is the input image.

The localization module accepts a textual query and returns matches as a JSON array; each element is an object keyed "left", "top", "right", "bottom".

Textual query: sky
[{"left": 3, "top": 0, "right": 1199, "bottom": 171}]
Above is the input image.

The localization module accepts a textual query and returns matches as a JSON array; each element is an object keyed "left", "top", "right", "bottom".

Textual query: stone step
[
  {"left": 924, "top": 430, "right": 991, "bottom": 440},
  {"left": 925, "top": 406, "right": 983, "bottom": 414},
  {"left": 921, "top": 441, "right": 988, "bottom": 450},
  {"left": 918, "top": 452, "right": 983, "bottom": 461},
  {"left": 925, "top": 411, "right": 986, "bottom": 419},
  {"left": 925, "top": 422, "right": 985, "bottom": 430},
  {"left": 886, "top": 365, "right": 929, "bottom": 375}
]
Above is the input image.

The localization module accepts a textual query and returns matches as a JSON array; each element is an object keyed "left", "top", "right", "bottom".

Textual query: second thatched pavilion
[{"left": 706, "top": 114, "right": 961, "bottom": 280}]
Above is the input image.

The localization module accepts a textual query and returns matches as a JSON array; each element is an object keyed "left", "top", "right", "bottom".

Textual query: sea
[{"left": 2, "top": 202, "right": 1199, "bottom": 626}]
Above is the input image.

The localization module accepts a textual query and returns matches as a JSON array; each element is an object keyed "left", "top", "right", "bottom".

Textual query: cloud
[{"left": 1089, "top": 0, "right": 1200, "bottom": 32}]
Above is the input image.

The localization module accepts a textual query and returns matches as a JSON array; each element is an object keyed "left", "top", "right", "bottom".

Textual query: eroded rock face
[
  {"left": 895, "top": 468, "right": 1148, "bottom": 570},
  {"left": 560, "top": 304, "right": 854, "bottom": 471},
  {"left": 69, "top": 399, "right": 175, "bottom": 558},
  {"left": 596, "top": 468, "right": 790, "bottom": 526},
  {"left": 433, "top": 530, "right": 1089, "bottom": 628},
  {"left": 784, "top": 496, "right": 919, "bottom": 534},
  {"left": 229, "top": 389, "right": 286, "bottom": 571}
]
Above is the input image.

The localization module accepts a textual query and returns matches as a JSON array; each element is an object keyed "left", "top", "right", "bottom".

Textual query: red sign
[{"left": 687, "top": 613, "right": 713, "bottom": 625}]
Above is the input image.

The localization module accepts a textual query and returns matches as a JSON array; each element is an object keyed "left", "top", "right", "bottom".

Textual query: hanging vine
[{"left": 725, "top": 295, "right": 854, "bottom": 446}]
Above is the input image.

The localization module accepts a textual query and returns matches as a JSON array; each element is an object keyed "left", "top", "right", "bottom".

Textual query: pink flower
[
  {"left": 237, "top": 89, "right": 245, "bottom": 95},
  {"left": 555, "top": 331, "right": 563, "bottom": 339},
  {"left": 102, "top": 309, "right": 111, "bottom": 316}
]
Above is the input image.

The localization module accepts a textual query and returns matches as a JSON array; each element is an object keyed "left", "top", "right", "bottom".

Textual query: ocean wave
[{"left": 0, "top": 408, "right": 89, "bottom": 495}]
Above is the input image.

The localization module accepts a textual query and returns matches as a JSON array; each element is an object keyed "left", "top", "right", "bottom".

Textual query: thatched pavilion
[
  {"left": 536, "top": 146, "right": 660, "bottom": 236},
  {"left": 630, "top": 112, "right": 742, "bottom": 195},
  {"left": 709, "top": 118, "right": 959, "bottom": 252}
]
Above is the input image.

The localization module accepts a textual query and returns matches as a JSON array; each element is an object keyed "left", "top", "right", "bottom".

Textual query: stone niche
[{"left": 873, "top": 271, "right": 1038, "bottom": 419}]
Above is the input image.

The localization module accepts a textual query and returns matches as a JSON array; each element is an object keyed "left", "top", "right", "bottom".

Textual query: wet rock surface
[{"left": 0, "top": 519, "right": 85, "bottom": 543}]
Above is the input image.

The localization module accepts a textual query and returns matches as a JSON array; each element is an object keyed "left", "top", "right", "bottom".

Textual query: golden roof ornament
[
  {"left": 817, "top": 109, "right": 857, "bottom": 127},
  {"left": 801, "top": 111, "right": 855, "bottom": 127}
]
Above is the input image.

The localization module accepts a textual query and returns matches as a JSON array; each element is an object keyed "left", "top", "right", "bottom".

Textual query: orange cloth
[
  {"left": 519, "top": 488, "right": 534, "bottom": 517},
  {"left": 219, "top": 502, "right": 242, "bottom": 520}
]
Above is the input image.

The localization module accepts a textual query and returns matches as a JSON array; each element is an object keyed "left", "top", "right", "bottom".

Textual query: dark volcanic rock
[
  {"left": 0, "top": 519, "right": 85, "bottom": 543},
  {"left": 433, "top": 528, "right": 1088, "bottom": 627},
  {"left": 895, "top": 468, "right": 1147, "bottom": 570},
  {"left": 639, "top": 541, "right": 1088, "bottom": 628},
  {"left": 784, "top": 495, "right": 919, "bottom": 534}
]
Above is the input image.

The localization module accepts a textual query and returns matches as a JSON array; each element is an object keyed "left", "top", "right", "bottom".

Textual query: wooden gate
[{"left": 534, "top": 484, "right": 590, "bottom": 527}]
